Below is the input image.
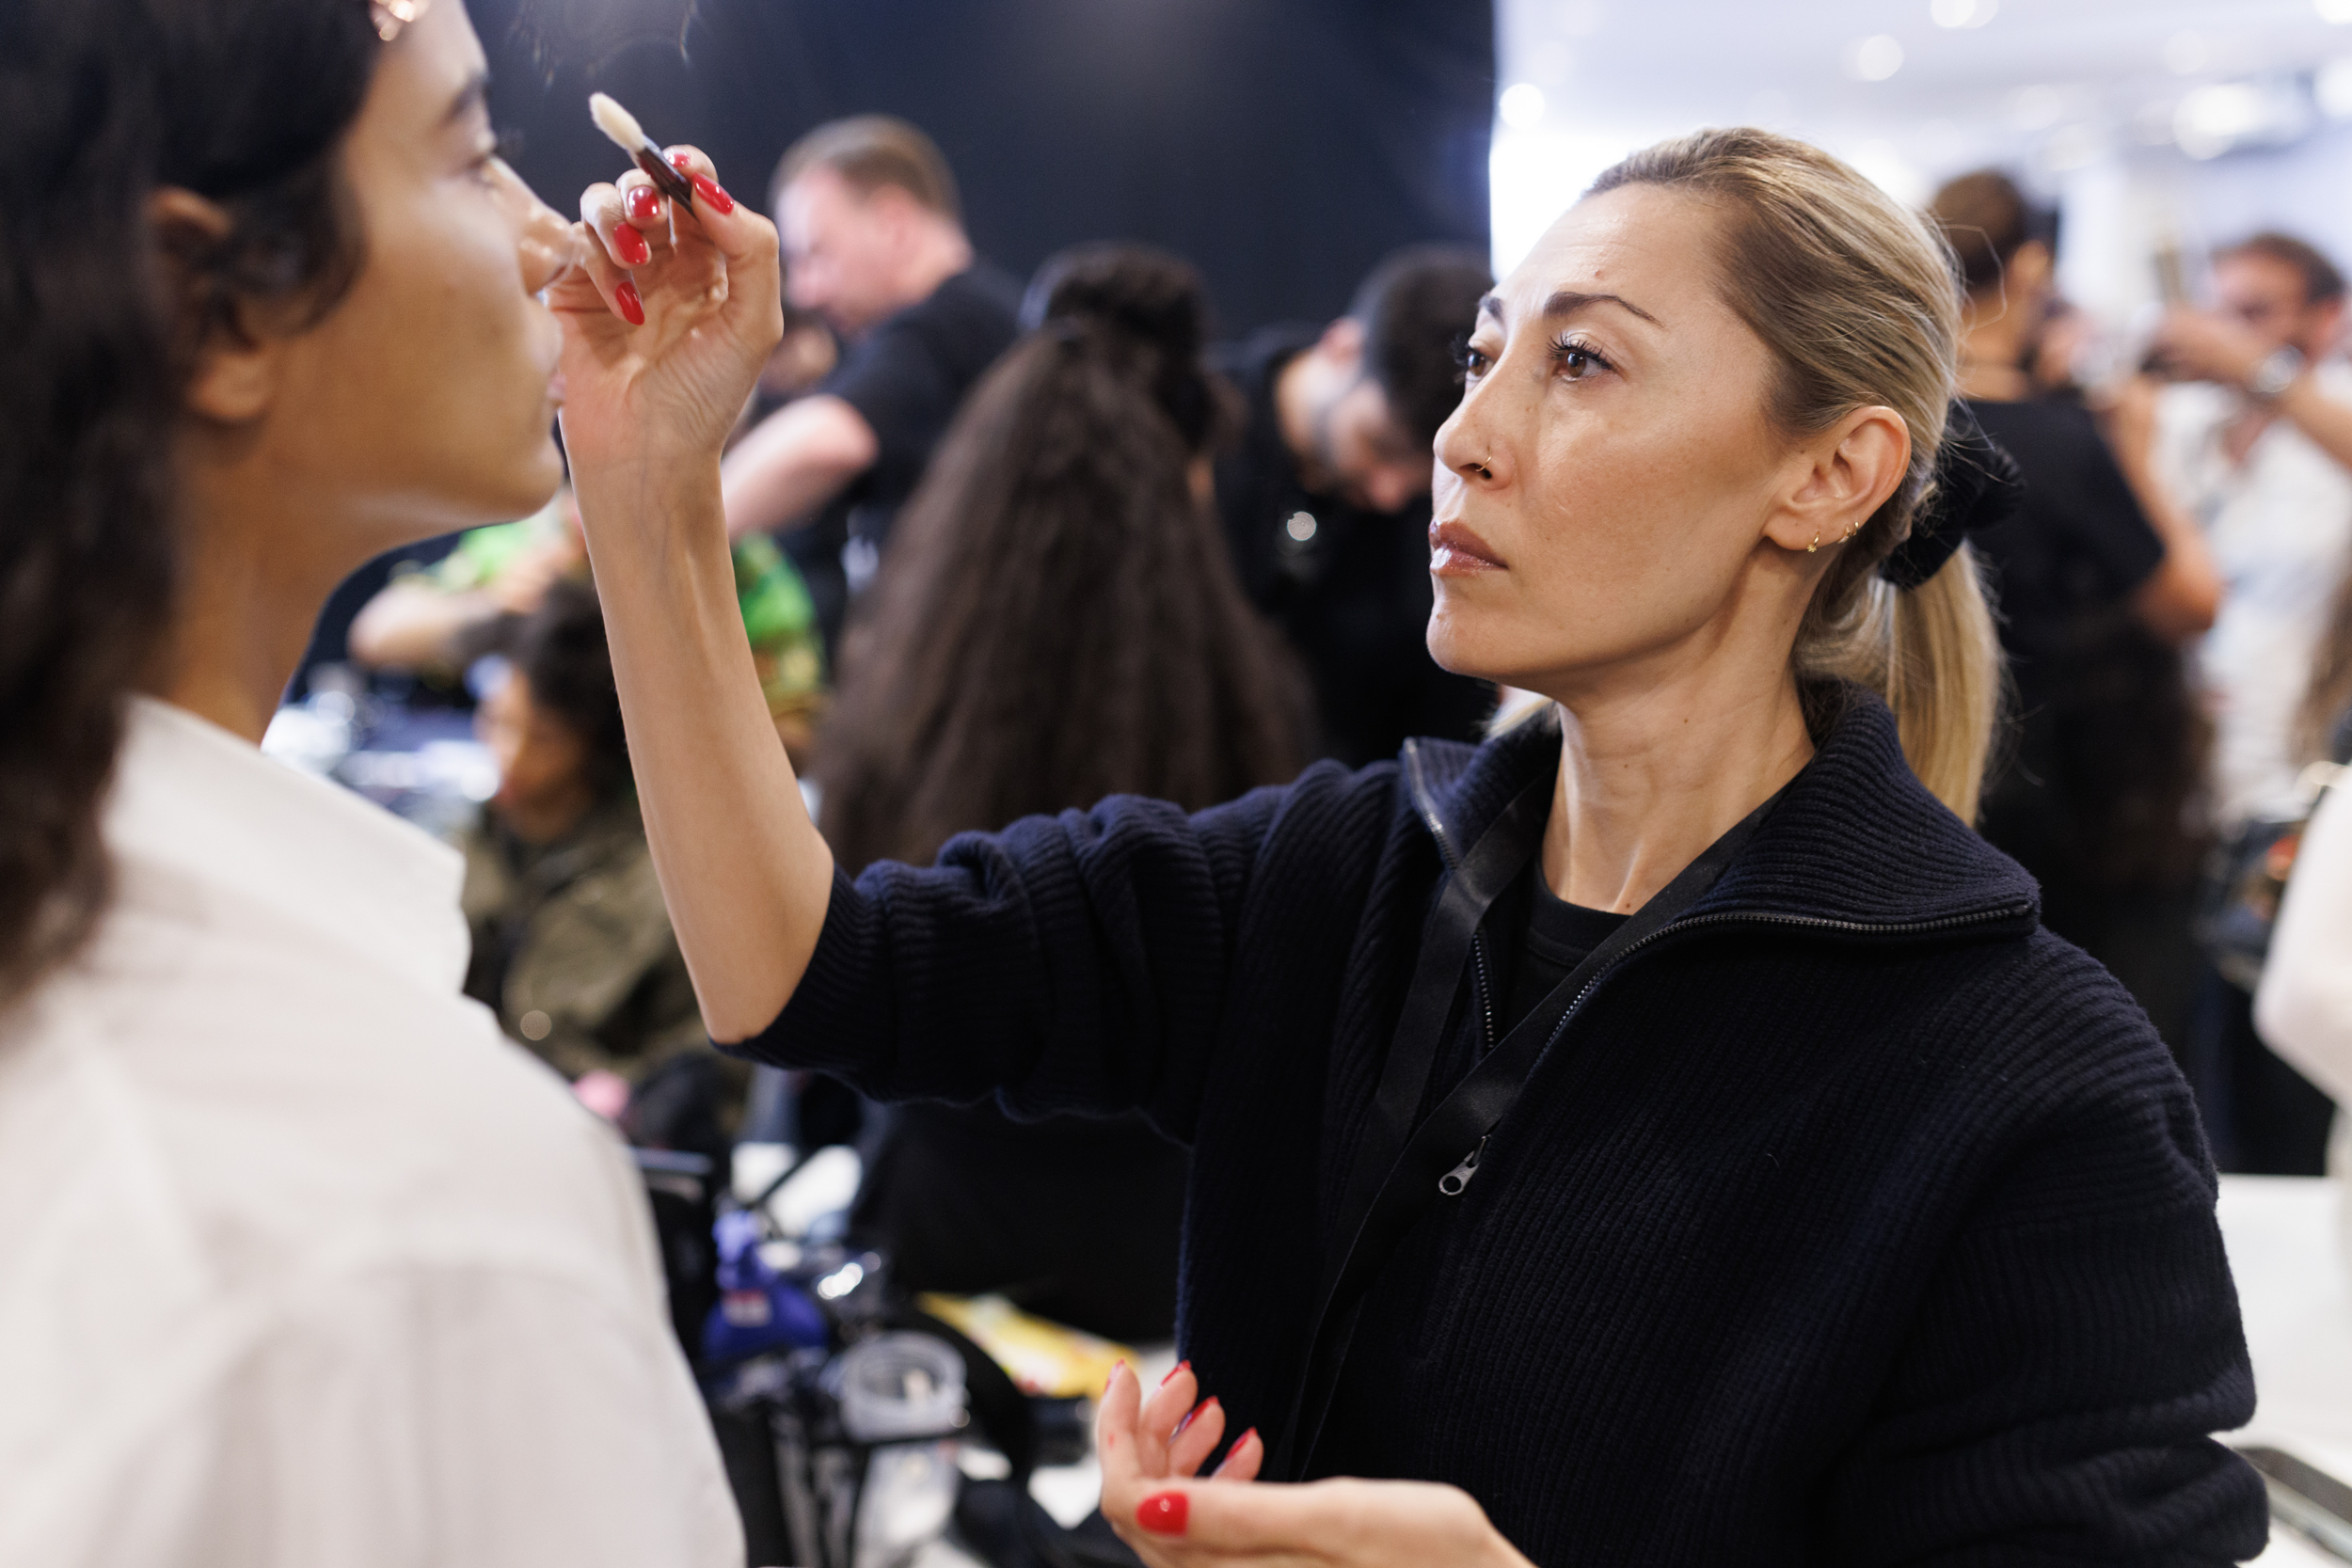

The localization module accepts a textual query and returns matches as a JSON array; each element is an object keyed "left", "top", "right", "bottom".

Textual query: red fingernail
[
  {"left": 1105, "top": 1358, "right": 1125, "bottom": 1394},
  {"left": 669, "top": 150, "right": 693, "bottom": 171},
  {"left": 1136, "top": 1493, "right": 1188, "bottom": 1536},
  {"left": 613, "top": 224, "right": 651, "bottom": 266},
  {"left": 625, "top": 184, "right": 662, "bottom": 225},
  {"left": 1173, "top": 1396, "right": 1217, "bottom": 1437},
  {"left": 691, "top": 172, "right": 735, "bottom": 214},
  {"left": 1239, "top": 1427, "right": 1259, "bottom": 1447},
  {"left": 1160, "top": 1360, "right": 1190, "bottom": 1388},
  {"left": 614, "top": 279, "right": 644, "bottom": 326}
]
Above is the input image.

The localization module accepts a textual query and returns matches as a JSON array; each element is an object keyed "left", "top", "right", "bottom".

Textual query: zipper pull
[{"left": 1438, "top": 1136, "right": 1488, "bottom": 1197}]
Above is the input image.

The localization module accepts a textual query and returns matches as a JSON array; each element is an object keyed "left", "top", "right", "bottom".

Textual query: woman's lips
[{"left": 1429, "top": 519, "right": 1506, "bottom": 575}]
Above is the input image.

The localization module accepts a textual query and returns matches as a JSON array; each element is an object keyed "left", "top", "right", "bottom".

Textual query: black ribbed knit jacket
[{"left": 744, "top": 690, "right": 2266, "bottom": 1564}]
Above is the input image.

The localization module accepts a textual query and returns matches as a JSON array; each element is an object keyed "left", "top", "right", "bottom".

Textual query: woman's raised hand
[
  {"left": 1097, "top": 1363, "right": 1534, "bottom": 1568},
  {"left": 551, "top": 148, "right": 783, "bottom": 482}
]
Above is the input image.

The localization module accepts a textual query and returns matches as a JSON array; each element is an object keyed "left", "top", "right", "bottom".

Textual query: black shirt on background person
[
  {"left": 1968, "top": 394, "right": 2206, "bottom": 1041},
  {"left": 728, "top": 117, "right": 1023, "bottom": 658},
  {"left": 821, "top": 261, "right": 1023, "bottom": 556},
  {"left": 1210, "top": 247, "right": 1496, "bottom": 768}
]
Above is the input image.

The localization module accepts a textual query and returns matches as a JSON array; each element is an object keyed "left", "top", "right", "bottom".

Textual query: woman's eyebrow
[
  {"left": 1540, "top": 289, "right": 1661, "bottom": 326},
  {"left": 1475, "top": 289, "right": 1664, "bottom": 331}
]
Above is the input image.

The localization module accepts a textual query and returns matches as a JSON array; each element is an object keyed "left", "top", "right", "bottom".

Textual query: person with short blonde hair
[{"left": 584, "top": 127, "right": 2265, "bottom": 1564}]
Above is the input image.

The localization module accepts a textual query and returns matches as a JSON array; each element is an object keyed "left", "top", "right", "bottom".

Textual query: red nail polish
[
  {"left": 1105, "top": 1358, "right": 1125, "bottom": 1394},
  {"left": 669, "top": 149, "right": 693, "bottom": 171},
  {"left": 1160, "top": 1360, "right": 1190, "bottom": 1388},
  {"left": 1136, "top": 1492, "right": 1188, "bottom": 1536},
  {"left": 691, "top": 172, "right": 735, "bottom": 214},
  {"left": 614, "top": 279, "right": 644, "bottom": 326},
  {"left": 625, "top": 185, "right": 662, "bottom": 225},
  {"left": 612, "top": 224, "right": 651, "bottom": 266}
]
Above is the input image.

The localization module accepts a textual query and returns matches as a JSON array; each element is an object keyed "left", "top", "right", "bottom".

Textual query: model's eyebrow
[
  {"left": 1477, "top": 289, "right": 1662, "bottom": 329},
  {"left": 442, "top": 70, "right": 490, "bottom": 128}
]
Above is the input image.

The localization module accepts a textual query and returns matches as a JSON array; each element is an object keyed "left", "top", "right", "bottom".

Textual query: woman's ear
[
  {"left": 148, "top": 187, "right": 284, "bottom": 425},
  {"left": 1761, "top": 405, "right": 1911, "bottom": 557}
]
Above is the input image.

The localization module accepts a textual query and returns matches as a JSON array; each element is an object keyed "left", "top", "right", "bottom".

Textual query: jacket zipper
[{"left": 1432, "top": 900, "right": 2036, "bottom": 1197}]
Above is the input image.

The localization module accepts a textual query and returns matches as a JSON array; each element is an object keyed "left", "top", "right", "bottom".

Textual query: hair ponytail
[{"left": 1593, "top": 127, "right": 2003, "bottom": 822}]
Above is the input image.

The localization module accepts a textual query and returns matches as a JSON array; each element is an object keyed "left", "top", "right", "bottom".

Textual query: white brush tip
[{"left": 588, "top": 92, "right": 650, "bottom": 153}]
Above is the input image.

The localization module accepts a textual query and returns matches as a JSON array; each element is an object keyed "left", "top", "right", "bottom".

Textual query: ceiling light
[
  {"left": 2174, "top": 80, "right": 2312, "bottom": 159},
  {"left": 1845, "top": 35, "right": 1905, "bottom": 83},
  {"left": 1499, "top": 83, "right": 1547, "bottom": 130}
]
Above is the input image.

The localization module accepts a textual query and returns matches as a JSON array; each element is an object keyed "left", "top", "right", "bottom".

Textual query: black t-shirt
[
  {"left": 822, "top": 261, "right": 1025, "bottom": 549},
  {"left": 1964, "top": 397, "right": 2165, "bottom": 701},
  {"left": 1498, "top": 862, "right": 1630, "bottom": 1040},
  {"left": 1209, "top": 326, "right": 1494, "bottom": 768}
]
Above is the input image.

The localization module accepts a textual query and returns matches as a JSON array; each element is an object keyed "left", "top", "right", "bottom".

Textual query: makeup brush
[{"left": 588, "top": 92, "right": 697, "bottom": 207}]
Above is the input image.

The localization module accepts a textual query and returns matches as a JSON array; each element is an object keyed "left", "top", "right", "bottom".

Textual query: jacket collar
[{"left": 1401, "top": 687, "right": 2039, "bottom": 938}]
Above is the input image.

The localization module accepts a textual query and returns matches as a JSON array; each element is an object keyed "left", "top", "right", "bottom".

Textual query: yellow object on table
[{"left": 917, "top": 1292, "right": 1135, "bottom": 1400}]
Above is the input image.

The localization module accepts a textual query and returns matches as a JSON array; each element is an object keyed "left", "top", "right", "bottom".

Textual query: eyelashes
[{"left": 1453, "top": 334, "right": 1616, "bottom": 384}]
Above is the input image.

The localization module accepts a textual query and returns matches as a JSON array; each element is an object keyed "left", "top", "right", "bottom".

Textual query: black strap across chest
[{"left": 1267, "top": 778, "right": 1779, "bottom": 1478}]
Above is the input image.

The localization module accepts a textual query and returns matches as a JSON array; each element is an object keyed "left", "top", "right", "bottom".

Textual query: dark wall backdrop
[{"left": 475, "top": 0, "right": 1496, "bottom": 334}]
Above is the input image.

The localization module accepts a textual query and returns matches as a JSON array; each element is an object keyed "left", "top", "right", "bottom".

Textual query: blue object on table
[{"left": 704, "top": 1208, "right": 831, "bottom": 1367}]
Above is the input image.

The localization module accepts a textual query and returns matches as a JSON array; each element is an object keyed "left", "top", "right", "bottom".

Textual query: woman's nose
[
  {"left": 492, "top": 159, "right": 587, "bottom": 296},
  {"left": 1434, "top": 402, "right": 1502, "bottom": 486}
]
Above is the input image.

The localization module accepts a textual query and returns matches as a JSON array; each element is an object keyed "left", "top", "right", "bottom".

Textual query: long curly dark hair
[
  {"left": 0, "top": 0, "right": 379, "bottom": 1006},
  {"left": 815, "top": 245, "right": 1311, "bottom": 869}
]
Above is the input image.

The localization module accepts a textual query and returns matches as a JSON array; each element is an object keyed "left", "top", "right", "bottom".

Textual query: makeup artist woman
[{"left": 591, "top": 128, "right": 2265, "bottom": 1565}]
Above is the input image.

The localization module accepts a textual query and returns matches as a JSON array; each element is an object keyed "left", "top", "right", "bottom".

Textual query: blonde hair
[{"left": 1590, "top": 128, "right": 2002, "bottom": 822}]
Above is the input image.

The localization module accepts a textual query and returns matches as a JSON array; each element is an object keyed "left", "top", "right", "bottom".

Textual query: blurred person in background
[
  {"left": 722, "top": 116, "right": 1022, "bottom": 653},
  {"left": 462, "top": 580, "right": 746, "bottom": 1161},
  {"left": 350, "top": 484, "right": 828, "bottom": 758},
  {"left": 1929, "top": 170, "right": 2220, "bottom": 1050},
  {"left": 0, "top": 0, "right": 776, "bottom": 1559},
  {"left": 813, "top": 245, "right": 1312, "bottom": 1342},
  {"left": 2147, "top": 230, "right": 2352, "bottom": 1173},
  {"left": 2254, "top": 575, "right": 2352, "bottom": 1176},
  {"left": 1213, "top": 245, "right": 1496, "bottom": 766}
]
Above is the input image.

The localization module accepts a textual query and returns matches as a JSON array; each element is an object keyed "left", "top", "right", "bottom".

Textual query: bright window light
[
  {"left": 1488, "top": 128, "right": 1647, "bottom": 276},
  {"left": 2321, "top": 0, "right": 2352, "bottom": 24},
  {"left": 1499, "top": 83, "right": 1547, "bottom": 130}
]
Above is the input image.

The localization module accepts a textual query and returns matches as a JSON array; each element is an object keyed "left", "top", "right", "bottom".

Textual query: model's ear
[
  {"left": 149, "top": 186, "right": 287, "bottom": 425},
  {"left": 1761, "top": 404, "right": 1911, "bottom": 560}
]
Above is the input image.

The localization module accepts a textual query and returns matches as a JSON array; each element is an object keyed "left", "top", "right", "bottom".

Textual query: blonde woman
[{"left": 580, "top": 130, "right": 2265, "bottom": 1563}]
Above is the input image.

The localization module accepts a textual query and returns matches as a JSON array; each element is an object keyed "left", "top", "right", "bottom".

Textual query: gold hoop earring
[{"left": 1806, "top": 531, "right": 1820, "bottom": 554}]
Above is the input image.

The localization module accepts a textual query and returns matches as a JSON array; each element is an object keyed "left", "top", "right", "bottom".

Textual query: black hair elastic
[{"left": 1878, "top": 400, "right": 2026, "bottom": 591}]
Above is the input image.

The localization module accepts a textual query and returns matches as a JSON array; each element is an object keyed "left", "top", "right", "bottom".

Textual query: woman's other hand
[
  {"left": 1096, "top": 1362, "right": 1532, "bottom": 1568},
  {"left": 552, "top": 148, "right": 783, "bottom": 481}
]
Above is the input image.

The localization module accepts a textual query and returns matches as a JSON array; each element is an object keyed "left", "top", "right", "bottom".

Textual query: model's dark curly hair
[
  {"left": 484, "top": 578, "right": 634, "bottom": 802},
  {"left": 816, "top": 245, "right": 1311, "bottom": 869},
  {"left": 0, "top": 0, "right": 378, "bottom": 1006}
]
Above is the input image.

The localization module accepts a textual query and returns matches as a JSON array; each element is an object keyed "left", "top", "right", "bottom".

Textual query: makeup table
[{"left": 2221, "top": 1175, "right": 2352, "bottom": 1565}]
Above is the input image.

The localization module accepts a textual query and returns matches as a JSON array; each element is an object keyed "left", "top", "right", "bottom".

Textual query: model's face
[
  {"left": 1317, "top": 379, "right": 1432, "bottom": 514},
  {"left": 478, "top": 668, "right": 589, "bottom": 816},
  {"left": 263, "top": 0, "right": 569, "bottom": 542},
  {"left": 2215, "top": 253, "right": 2338, "bottom": 359},
  {"left": 778, "top": 168, "right": 906, "bottom": 338},
  {"left": 1427, "top": 184, "right": 1821, "bottom": 692}
]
